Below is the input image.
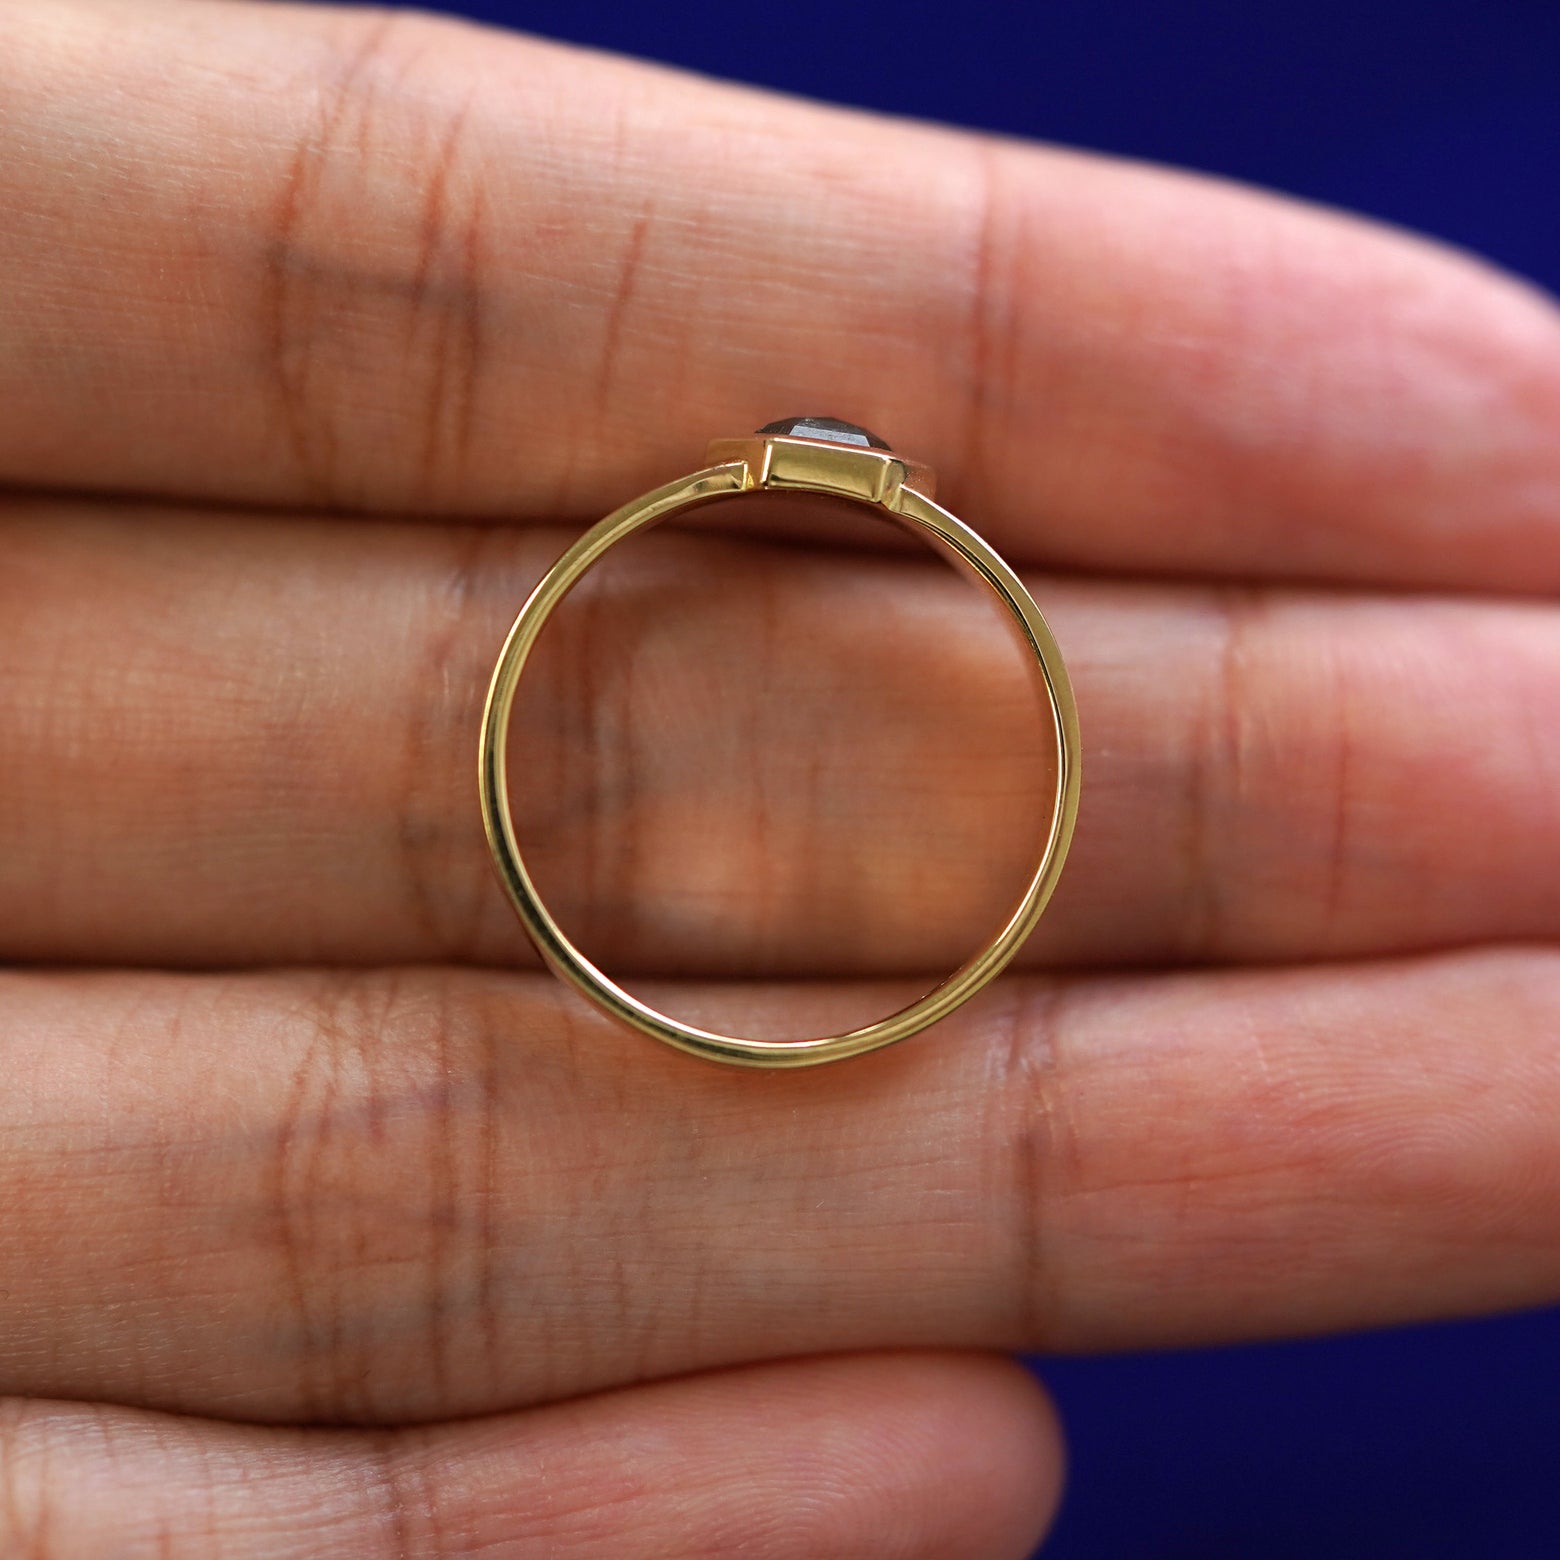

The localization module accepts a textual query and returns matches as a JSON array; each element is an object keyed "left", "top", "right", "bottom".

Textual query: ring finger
[{"left": 2, "top": 951, "right": 1557, "bottom": 1421}]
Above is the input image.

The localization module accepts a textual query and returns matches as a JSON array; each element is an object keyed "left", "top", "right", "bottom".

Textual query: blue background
[{"left": 418, "top": 1, "right": 1560, "bottom": 1552}]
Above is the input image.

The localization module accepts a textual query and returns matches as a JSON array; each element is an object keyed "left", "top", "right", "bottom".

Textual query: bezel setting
[{"left": 706, "top": 420, "right": 937, "bottom": 504}]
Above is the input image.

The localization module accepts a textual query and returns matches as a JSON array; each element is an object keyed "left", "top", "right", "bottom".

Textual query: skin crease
[{"left": 0, "top": 0, "right": 1556, "bottom": 1553}]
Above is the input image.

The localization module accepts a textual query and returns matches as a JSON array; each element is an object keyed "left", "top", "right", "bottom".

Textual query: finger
[
  {"left": 2, "top": 504, "right": 1556, "bottom": 971},
  {"left": 0, "top": 951, "right": 1556, "bottom": 1420},
  {"left": 3, "top": 3, "right": 1558, "bottom": 588},
  {"left": 0, "top": 1353, "right": 1062, "bottom": 1559}
]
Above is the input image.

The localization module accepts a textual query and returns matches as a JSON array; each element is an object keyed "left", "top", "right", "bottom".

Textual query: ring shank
[{"left": 479, "top": 456, "right": 1080, "bottom": 1068}]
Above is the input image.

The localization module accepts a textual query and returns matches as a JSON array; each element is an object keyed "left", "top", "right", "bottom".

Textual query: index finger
[{"left": 4, "top": 0, "right": 1558, "bottom": 588}]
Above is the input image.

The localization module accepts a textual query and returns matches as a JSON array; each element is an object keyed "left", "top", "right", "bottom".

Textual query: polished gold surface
[{"left": 480, "top": 426, "right": 1080, "bottom": 1067}]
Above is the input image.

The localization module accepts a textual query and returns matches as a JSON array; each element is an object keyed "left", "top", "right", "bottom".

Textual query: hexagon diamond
[{"left": 756, "top": 416, "right": 891, "bottom": 451}]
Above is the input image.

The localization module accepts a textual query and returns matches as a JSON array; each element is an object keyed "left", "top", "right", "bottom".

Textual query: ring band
[{"left": 479, "top": 417, "right": 1080, "bottom": 1068}]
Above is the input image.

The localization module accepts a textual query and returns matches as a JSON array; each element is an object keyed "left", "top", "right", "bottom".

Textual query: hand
[{"left": 2, "top": 2, "right": 1557, "bottom": 1553}]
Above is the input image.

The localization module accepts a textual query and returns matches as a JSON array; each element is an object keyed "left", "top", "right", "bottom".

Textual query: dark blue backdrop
[{"left": 415, "top": 1, "right": 1560, "bottom": 1553}]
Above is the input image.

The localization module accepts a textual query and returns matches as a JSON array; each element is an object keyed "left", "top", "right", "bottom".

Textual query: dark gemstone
[{"left": 756, "top": 416, "right": 891, "bottom": 451}]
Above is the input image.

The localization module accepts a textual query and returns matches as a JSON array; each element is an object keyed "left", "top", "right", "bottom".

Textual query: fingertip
[
  {"left": 466, "top": 1349, "right": 1070, "bottom": 1560},
  {"left": 886, "top": 1350, "right": 1068, "bottom": 1559},
  {"left": 735, "top": 1350, "right": 1066, "bottom": 1560}
]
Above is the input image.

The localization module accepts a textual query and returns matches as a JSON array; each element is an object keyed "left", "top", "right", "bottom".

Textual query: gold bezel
[{"left": 705, "top": 432, "right": 937, "bottom": 504}]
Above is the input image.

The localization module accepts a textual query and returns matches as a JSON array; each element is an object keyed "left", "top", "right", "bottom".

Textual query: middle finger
[{"left": 1, "top": 500, "right": 1555, "bottom": 971}]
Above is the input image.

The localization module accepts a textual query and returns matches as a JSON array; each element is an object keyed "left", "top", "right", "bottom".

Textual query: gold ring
[{"left": 480, "top": 417, "right": 1080, "bottom": 1068}]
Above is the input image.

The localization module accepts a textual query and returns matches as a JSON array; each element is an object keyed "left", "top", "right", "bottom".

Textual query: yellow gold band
[{"left": 479, "top": 425, "right": 1080, "bottom": 1068}]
